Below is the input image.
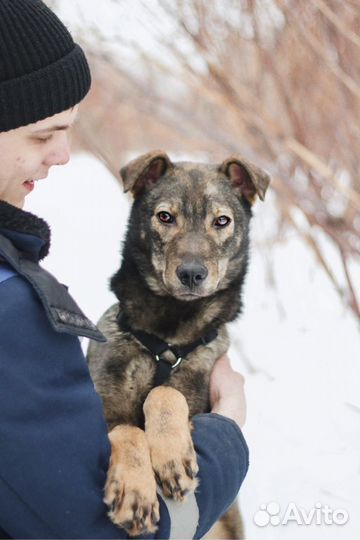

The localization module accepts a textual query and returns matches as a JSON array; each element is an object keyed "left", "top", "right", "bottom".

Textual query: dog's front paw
[
  {"left": 152, "top": 438, "right": 199, "bottom": 501},
  {"left": 144, "top": 387, "right": 199, "bottom": 501},
  {"left": 105, "top": 425, "right": 160, "bottom": 536},
  {"left": 104, "top": 472, "right": 160, "bottom": 536}
]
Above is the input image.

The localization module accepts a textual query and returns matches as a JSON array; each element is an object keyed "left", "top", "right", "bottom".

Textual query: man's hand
[{"left": 209, "top": 354, "right": 246, "bottom": 429}]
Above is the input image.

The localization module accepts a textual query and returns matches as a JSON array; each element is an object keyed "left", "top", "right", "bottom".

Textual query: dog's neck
[{"left": 111, "top": 257, "right": 245, "bottom": 344}]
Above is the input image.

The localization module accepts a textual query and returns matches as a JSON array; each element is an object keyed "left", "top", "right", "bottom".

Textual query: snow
[{"left": 25, "top": 153, "right": 360, "bottom": 539}]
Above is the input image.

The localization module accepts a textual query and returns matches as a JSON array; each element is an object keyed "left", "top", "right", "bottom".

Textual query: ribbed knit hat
[{"left": 0, "top": 0, "right": 91, "bottom": 132}]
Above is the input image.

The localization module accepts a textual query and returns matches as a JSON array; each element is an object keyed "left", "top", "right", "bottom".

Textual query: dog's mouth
[
  {"left": 165, "top": 282, "right": 219, "bottom": 301},
  {"left": 176, "top": 291, "right": 203, "bottom": 301}
]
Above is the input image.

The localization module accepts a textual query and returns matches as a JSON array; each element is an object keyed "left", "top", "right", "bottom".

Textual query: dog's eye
[
  {"left": 213, "top": 215, "right": 231, "bottom": 228},
  {"left": 157, "top": 211, "right": 175, "bottom": 224}
]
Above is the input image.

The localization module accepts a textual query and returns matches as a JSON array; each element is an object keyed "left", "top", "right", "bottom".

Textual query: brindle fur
[{"left": 87, "top": 150, "right": 270, "bottom": 538}]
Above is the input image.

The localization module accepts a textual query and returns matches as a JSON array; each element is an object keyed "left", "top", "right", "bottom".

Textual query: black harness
[{"left": 117, "top": 312, "right": 218, "bottom": 387}]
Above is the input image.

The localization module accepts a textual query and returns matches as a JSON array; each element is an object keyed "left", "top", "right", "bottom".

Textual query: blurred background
[{"left": 27, "top": 1, "right": 359, "bottom": 538}]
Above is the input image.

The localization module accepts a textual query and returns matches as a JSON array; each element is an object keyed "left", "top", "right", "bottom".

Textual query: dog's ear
[
  {"left": 120, "top": 150, "right": 173, "bottom": 196},
  {"left": 219, "top": 156, "right": 271, "bottom": 204}
]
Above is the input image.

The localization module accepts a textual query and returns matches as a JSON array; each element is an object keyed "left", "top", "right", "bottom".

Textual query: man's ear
[
  {"left": 219, "top": 156, "right": 271, "bottom": 204},
  {"left": 120, "top": 150, "right": 173, "bottom": 196}
]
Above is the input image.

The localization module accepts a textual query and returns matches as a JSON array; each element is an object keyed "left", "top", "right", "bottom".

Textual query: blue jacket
[{"left": 0, "top": 201, "right": 249, "bottom": 539}]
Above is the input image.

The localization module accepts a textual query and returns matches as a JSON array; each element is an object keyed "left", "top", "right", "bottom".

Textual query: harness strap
[
  {"left": 153, "top": 358, "right": 173, "bottom": 388},
  {"left": 117, "top": 312, "right": 218, "bottom": 387}
]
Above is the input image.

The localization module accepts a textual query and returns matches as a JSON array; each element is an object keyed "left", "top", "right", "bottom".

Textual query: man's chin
[{"left": 5, "top": 195, "right": 25, "bottom": 209}]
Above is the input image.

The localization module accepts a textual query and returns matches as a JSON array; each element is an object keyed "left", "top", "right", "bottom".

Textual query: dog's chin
[
  {"left": 165, "top": 284, "right": 218, "bottom": 302},
  {"left": 174, "top": 292, "right": 203, "bottom": 302},
  {"left": 146, "top": 273, "right": 220, "bottom": 300}
]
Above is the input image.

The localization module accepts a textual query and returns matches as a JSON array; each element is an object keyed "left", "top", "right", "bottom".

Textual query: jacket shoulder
[{"left": 0, "top": 263, "right": 18, "bottom": 284}]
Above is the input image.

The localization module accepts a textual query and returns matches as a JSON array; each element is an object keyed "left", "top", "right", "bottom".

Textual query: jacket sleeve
[
  {"left": 0, "top": 275, "right": 129, "bottom": 539},
  {"left": 155, "top": 414, "right": 249, "bottom": 540},
  {"left": 0, "top": 275, "right": 248, "bottom": 539},
  {"left": 192, "top": 414, "right": 249, "bottom": 539}
]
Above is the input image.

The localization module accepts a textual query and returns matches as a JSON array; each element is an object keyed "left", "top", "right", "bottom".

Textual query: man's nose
[
  {"left": 176, "top": 262, "right": 208, "bottom": 289},
  {"left": 44, "top": 132, "right": 70, "bottom": 166}
]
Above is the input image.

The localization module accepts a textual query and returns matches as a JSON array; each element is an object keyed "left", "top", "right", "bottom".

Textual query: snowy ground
[{"left": 25, "top": 153, "right": 360, "bottom": 540}]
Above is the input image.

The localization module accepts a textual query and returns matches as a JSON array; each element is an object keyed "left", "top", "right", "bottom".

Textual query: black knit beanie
[{"left": 0, "top": 0, "right": 91, "bottom": 132}]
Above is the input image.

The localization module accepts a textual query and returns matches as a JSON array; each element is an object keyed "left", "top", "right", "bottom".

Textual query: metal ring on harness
[{"left": 155, "top": 354, "right": 183, "bottom": 369}]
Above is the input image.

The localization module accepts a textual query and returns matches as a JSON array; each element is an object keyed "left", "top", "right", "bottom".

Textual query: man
[{"left": 0, "top": 0, "right": 248, "bottom": 538}]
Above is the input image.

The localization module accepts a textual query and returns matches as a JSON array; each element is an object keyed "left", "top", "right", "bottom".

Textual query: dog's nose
[{"left": 176, "top": 263, "right": 208, "bottom": 288}]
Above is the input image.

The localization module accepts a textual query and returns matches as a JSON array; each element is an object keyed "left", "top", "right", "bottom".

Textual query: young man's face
[{"left": 0, "top": 106, "right": 79, "bottom": 208}]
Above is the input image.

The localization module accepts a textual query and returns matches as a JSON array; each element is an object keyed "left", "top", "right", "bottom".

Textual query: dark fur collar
[{"left": 0, "top": 200, "right": 50, "bottom": 260}]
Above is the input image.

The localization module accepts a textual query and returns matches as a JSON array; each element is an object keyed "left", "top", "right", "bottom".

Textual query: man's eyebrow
[
  {"left": 31, "top": 124, "right": 72, "bottom": 134},
  {"left": 31, "top": 113, "right": 79, "bottom": 134}
]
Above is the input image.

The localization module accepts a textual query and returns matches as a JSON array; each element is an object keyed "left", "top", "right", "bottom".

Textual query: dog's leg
[
  {"left": 143, "top": 386, "right": 199, "bottom": 501},
  {"left": 105, "top": 425, "right": 160, "bottom": 536},
  {"left": 204, "top": 502, "right": 244, "bottom": 539}
]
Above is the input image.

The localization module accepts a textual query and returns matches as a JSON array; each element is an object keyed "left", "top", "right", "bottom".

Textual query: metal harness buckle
[{"left": 154, "top": 354, "right": 183, "bottom": 369}]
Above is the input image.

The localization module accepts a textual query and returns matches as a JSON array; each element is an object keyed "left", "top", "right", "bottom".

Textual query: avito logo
[{"left": 254, "top": 502, "right": 349, "bottom": 527}]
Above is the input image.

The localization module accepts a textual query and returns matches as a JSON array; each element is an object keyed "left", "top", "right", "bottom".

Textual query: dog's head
[{"left": 120, "top": 150, "right": 270, "bottom": 301}]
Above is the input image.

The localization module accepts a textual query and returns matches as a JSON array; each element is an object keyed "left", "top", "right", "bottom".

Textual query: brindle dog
[{"left": 87, "top": 150, "right": 270, "bottom": 538}]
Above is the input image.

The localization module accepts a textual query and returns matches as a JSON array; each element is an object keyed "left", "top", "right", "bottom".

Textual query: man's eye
[
  {"left": 213, "top": 215, "right": 231, "bottom": 228},
  {"left": 157, "top": 211, "right": 175, "bottom": 224},
  {"left": 36, "top": 135, "right": 53, "bottom": 143}
]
